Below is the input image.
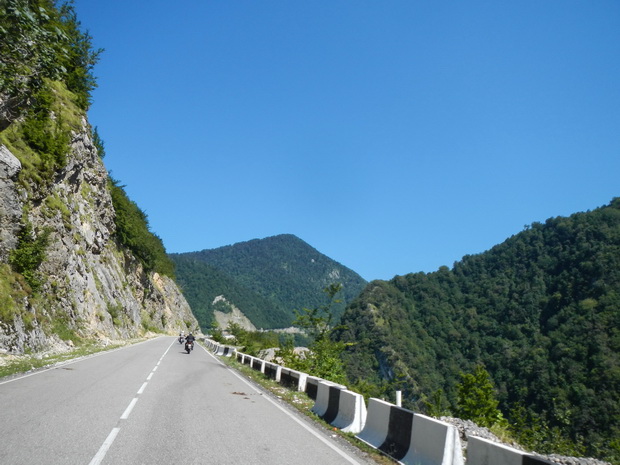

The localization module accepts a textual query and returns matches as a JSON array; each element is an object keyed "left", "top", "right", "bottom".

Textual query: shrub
[
  {"left": 9, "top": 222, "right": 51, "bottom": 293},
  {"left": 108, "top": 177, "right": 175, "bottom": 278}
]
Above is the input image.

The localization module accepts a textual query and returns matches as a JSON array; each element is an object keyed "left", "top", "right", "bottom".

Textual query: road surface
[{"left": 0, "top": 337, "right": 376, "bottom": 464}]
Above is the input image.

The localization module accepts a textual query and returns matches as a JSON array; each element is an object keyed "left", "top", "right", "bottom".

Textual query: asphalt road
[{"left": 0, "top": 337, "right": 375, "bottom": 464}]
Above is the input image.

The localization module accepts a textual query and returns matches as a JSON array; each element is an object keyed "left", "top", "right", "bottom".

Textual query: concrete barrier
[
  {"left": 376, "top": 402, "right": 414, "bottom": 460},
  {"left": 357, "top": 398, "right": 393, "bottom": 451},
  {"left": 357, "top": 400, "right": 464, "bottom": 464},
  {"left": 311, "top": 381, "right": 347, "bottom": 424},
  {"left": 214, "top": 345, "right": 235, "bottom": 357},
  {"left": 522, "top": 456, "right": 555, "bottom": 465},
  {"left": 250, "top": 357, "right": 263, "bottom": 372},
  {"left": 279, "top": 368, "right": 307, "bottom": 392},
  {"left": 263, "top": 361, "right": 280, "bottom": 381},
  {"left": 305, "top": 376, "right": 322, "bottom": 400},
  {"left": 467, "top": 436, "right": 555, "bottom": 465},
  {"left": 203, "top": 339, "right": 217, "bottom": 352},
  {"left": 331, "top": 389, "right": 367, "bottom": 434},
  {"left": 204, "top": 339, "right": 236, "bottom": 357},
  {"left": 258, "top": 359, "right": 267, "bottom": 373},
  {"left": 402, "top": 414, "right": 463, "bottom": 465}
]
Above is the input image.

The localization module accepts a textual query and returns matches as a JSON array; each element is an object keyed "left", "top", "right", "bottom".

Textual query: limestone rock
[
  {"left": 0, "top": 145, "right": 23, "bottom": 262},
  {"left": 0, "top": 120, "right": 199, "bottom": 354}
]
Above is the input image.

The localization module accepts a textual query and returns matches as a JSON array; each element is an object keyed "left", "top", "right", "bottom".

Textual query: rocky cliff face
[
  {"left": 0, "top": 146, "right": 22, "bottom": 262},
  {"left": 212, "top": 295, "right": 257, "bottom": 332},
  {"left": 0, "top": 116, "right": 198, "bottom": 354}
]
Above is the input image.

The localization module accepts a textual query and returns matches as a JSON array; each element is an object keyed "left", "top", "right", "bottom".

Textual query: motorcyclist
[
  {"left": 178, "top": 331, "right": 185, "bottom": 343},
  {"left": 185, "top": 333, "right": 195, "bottom": 350}
]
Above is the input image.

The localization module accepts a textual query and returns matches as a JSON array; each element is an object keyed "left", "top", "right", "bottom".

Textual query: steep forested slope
[
  {"left": 337, "top": 199, "right": 620, "bottom": 461},
  {"left": 169, "top": 255, "right": 290, "bottom": 329},
  {"left": 171, "top": 234, "right": 367, "bottom": 330}
]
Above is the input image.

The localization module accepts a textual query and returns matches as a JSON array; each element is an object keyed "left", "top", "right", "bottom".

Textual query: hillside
[
  {"left": 171, "top": 234, "right": 367, "bottom": 331},
  {"left": 336, "top": 198, "right": 620, "bottom": 462},
  {"left": 0, "top": 2, "right": 198, "bottom": 354}
]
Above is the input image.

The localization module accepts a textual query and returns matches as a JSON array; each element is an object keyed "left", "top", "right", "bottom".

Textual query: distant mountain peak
[{"left": 171, "top": 235, "right": 367, "bottom": 331}]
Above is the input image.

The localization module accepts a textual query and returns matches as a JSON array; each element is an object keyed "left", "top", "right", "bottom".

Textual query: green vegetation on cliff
[
  {"left": 0, "top": 0, "right": 176, "bottom": 321},
  {"left": 0, "top": 0, "right": 101, "bottom": 120},
  {"left": 279, "top": 284, "right": 350, "bottom": 384},
  {"left": 109, "top": 178, "right": 175, "bottom": 278},
  {"left": 337, "top": 198, "right": 620, "bottom": 462},
  {"left": 8, "top": 221, "right": 50, "bottom": 292}
]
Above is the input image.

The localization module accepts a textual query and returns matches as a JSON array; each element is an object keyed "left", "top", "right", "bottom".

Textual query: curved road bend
[{"left": 0, "top": 336, "right": 376, "bottom": 465}]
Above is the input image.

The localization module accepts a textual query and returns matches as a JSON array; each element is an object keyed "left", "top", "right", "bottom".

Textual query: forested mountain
[
  {"left": 171, "top": 234, "right": 367, "bottom": 331},
  {"left": 336, "top": 198, "right": 620, "bottom": 462}
]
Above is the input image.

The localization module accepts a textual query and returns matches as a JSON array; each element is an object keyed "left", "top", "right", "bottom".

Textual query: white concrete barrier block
[
  {"left": 297, "top": 372, "right": 308, "bottom": 392},
  {"left": 467, "top": 436, "right": 525, "bottom": 465},
  {"left": 305, "top": 376, "right": 322, "bottom": 400},
  {"left": 402, "top": 414, "right": 463, "bottom": 465},
  {"left": 311, "top": 381, "right": 338, "bottom": 418},
  {"left": 332, "top": 389, "right": 367, "bottom": 434},
  {"left": 279, "top": 368, "right": 306, "bottom": 390},
  {"left": 356, "top": 398, "right": 392, "bottom": 449},
  {"left": 262, "top": 361, "right": 279, "bottom": 380},
  {"left": 251, "top": 357, "right": 263, "bottom": 371}
]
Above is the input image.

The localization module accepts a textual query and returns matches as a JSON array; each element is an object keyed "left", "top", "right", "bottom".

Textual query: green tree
[
  {"left": 92, "top": 126, "right": 105, "bottom": 158},
  {"left": 225, "top": 322, "right": 279, "bottom": 356},
  {"left": 20, "top": 86, "right": 71, "bottom": 178},
  {"left": 424, "top": 388, "right": 451, "bottom": 418},
  {"left": 281, "top": 284, "right": 350, "bottom": 385},
  {"left": 456, "top": 365, "right": 504, "bottom": 427},
  {"left": 209, "top": 322, "right": 224, "bottom": 343},
  {"left": 0, "top": 0, "right": 102, "bottom": 125},
  {"left": 108, "top": 177, "right": 175, "bottom": 278},
  {"left": 56, "top": 1, "right": 102, "bottom": 110}
]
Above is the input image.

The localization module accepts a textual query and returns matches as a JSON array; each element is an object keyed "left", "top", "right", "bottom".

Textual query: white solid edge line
[
  {"left": 205, "top": 348, "right": 363, "bottom": 465},
  {"left": 88, "top": 427, "right": 120, "bottom": 465}
]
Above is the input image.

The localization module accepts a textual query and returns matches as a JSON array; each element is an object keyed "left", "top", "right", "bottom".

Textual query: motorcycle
[
  {"left": 185, "top": 340, "right": 194, "bottom": 354},
  {"left": 178, "top": 336, "right": 184, "bottom": 344}
]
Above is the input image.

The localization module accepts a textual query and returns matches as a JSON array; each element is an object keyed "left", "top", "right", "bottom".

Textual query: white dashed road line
[
  {"left": 88, "top": 427, "right": 120, "bottom": 465},
  {"left": 88, "top": 339, "right": 174, "bottom": 465}
]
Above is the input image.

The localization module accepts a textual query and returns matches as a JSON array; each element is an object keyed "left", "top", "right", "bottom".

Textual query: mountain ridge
[{"left": 171, "top": 233, "right": 368, "bottom": 331}]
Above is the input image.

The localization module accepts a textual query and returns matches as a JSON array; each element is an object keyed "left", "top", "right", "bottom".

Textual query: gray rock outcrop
[
  {"left": 0, "top": 145, "right": 23, "bottom": 262},
  {"left": 0, "top": 117, "right": 199, "bottom": 354}
]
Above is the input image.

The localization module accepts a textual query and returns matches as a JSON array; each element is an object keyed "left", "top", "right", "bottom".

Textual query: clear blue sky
[{"left": 75, "top": 1, "right": 619, "bottom": 282}]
